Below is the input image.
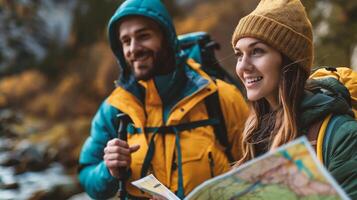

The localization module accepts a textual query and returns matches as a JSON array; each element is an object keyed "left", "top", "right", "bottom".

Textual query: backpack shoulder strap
[
  {"left": 204, "top": 82, "right": 234, "bottom": 162},
  {"left": 307, "top": 114, "right": 354, "bottom": 166},
  {"left": 319, "top": 114, "right": 354, "bottom": 166},
  {"left": 315, "top": 114, "right": 333, "bottom": 163},
  {"left": 306, "top": 114, "right": 332, "bottom": 163}
]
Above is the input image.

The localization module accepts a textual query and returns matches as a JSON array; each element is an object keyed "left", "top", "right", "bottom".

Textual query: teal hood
[
  {"left": 299, "top": 78, "right": 354, "bottom": 129},
  {"left": 108, "top": 0, "right": 181, "bottom": 85}
]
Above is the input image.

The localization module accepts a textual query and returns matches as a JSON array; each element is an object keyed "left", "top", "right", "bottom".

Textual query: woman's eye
[
  {"left": 235, "top": 52, "right": 243, "bottom": 61},
  {"left": 252, "top": 48, "right": 264, "bottom": 56}
]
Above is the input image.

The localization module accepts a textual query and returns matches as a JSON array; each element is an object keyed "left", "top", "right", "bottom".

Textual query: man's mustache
[{"left": 129, "top": 50, "right": 154, "bottom": 62}]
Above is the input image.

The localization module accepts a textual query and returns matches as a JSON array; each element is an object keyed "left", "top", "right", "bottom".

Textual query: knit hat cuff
[{"left": 232, "top": 14, "right": 313, "bottom": 71}]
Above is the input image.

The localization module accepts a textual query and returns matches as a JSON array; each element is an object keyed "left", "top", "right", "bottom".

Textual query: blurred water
[
  {"left": 0, "top": 160, "right": 76, "bottom": 200},
  {"left": 0, "top": 136, "right": 77, "bottom": 200}
]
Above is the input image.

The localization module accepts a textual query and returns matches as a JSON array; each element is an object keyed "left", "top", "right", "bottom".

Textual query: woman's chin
[{"left": 246, "top": 92, "right": 262, "bottom": 102}]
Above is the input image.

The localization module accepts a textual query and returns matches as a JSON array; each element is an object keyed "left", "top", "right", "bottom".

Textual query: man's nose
[{"left": 129, "top": 40, "right": 142, "bottom": 54}]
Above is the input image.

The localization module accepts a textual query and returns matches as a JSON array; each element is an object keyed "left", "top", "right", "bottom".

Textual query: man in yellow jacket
[{"left": 78, "top": 0, "right": 249, "bottom": 199}]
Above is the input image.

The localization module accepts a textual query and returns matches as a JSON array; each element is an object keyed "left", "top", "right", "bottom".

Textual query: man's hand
[
  {"left": 103, "top": 138, "right": 140, "bottom": 178},
  {"left": 150, "top": 195, "right": 167, "bottom": 200}
]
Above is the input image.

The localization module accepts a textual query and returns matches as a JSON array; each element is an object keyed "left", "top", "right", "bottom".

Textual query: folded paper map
[
  {"left": 131, "top": 174, "right": 180, "bottom": 200},
  {"left": 132, "top": 137, "right": 350, "bottom": 200}
]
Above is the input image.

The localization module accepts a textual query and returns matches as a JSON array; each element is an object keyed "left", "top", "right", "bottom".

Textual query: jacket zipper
[{"left": 166, "top": 81, "right": 210, "bottom": 124}]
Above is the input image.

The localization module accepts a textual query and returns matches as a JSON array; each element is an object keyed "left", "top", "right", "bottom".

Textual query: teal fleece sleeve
[{"left": 78, "top": 100, "right": 122, "bottom": 199}]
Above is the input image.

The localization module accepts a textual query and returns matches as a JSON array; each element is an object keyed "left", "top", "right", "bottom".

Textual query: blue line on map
[
  {"left": 229, "top": 181, "right": 261, "bottom": 200},
  {"left": 281, "top": 150, "right": 314, "bottom": 179},
  {"left": 295, "top": 159, "right": 314, "bottom": 178}
]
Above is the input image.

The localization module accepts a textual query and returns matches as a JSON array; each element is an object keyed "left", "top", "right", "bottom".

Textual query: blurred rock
[
  {"left": 0, "top": 109, "right": 22, "bottom": 123},
  {"left": 0, "top": 138, "right": 14, "bottom": 152},
  {"left": 0, "top": 142, "right": 50, "bottom": 174},
  {"left": 0, "top": 163, "right": 80, "bottom": 200},
  {"left": 0, "top": 182, "right": 19, "bottom": 190},
  {"left": 0, "top": 109, "right": 23, "bottom": 138},
  {"left": 0, "top": 171, "right": 19, "bottom": 190},
  {"left": 0, "top": 154, "right": 20, "bottom": 167},
  {"left": 24, "top": 117, "right": 90, "bottom": 171},
  {"left": 29, "top": 181, "right": 82, "bottom": 200},
  {"left": 0, "top": 165, "right": 18, "bottom": 191}
]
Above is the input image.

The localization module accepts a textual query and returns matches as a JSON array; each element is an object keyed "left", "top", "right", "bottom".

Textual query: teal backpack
[{"left": 178, "top": 32, "right": 245, "bottom": 92}]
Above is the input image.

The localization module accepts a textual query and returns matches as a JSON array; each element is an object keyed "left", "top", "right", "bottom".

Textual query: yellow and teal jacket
[
  {"left": 78, "top": 60, "right": 248, "bottom": 199},
  {"left": 78, "top": 0, "right": 249, "bottom": 199},
  {"left": 299, "top": 78, "right": 357, "bottom": 199}
]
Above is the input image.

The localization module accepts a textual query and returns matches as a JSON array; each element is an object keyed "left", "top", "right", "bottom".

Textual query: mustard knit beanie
[{"left": 232, "top": 0, "right": 313, "bottom": 73}]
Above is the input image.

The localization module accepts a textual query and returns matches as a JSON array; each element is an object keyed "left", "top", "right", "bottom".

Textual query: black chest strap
[{"left": 204, "top": 90, "right": 234, "bottom": 162}]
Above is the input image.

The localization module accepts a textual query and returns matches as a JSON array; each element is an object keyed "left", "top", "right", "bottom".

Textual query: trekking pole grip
[{"left": 117, "top": 113, "right": 130, "bottom": 200}]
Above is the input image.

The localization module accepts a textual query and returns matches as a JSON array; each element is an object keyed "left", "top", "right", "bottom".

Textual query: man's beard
[{"left": 127, "top": 48, "right": 171, "bottom": 81}]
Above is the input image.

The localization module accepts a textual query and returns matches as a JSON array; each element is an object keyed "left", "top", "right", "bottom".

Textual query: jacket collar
[
  {"left": 299, "top": 90, "right": 353, "bottom": 130},
  {"left": 108, "top": 59, "right": 216, "bottom": 126}
]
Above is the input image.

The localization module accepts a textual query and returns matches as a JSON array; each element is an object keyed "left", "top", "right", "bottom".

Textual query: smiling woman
[
  {"left": 231, "top": 0, "right": 357, "bottom": 199},
  {"left": 234, "top": 37, "right": 282, "bottom": 109}
]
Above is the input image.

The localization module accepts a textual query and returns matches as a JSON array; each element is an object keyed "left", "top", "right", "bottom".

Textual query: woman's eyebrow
[
  {"left": 248, "top": 41, "right": 262, "bottom": 48},
  {"left": 234, "top": 41, "right": 261, "bottom": 51}
]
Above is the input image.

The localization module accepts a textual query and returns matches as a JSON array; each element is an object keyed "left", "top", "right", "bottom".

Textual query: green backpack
[{"left": 307, "top": 67, "right": 357, "bottom": 163}]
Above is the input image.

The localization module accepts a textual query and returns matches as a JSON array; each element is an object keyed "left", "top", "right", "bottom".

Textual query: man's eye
[
  {"left": 121, "top": 39, "right": 130, "bottom": 46},
  {"left": 138, "top": 33, "right": 150, "bottom": 40}
]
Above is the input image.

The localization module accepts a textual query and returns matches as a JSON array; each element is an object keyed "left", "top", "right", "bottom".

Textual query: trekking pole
[{"left": 117, "top": 113, "right": 131, "bottom": 200}]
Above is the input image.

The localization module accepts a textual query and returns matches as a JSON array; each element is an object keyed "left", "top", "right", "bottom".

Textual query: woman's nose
[{"left": 236, "top": 55, "right": 253, "bottom": 72}]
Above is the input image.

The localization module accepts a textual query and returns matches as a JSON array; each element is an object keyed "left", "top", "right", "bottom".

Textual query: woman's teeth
[{"left": 246, "top": 77, "right": 263, "bottom": 84}]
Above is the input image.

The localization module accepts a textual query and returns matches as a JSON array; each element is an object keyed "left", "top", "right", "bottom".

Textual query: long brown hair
[{"left": 236, "top": 56, "right": 309, "bottom": 165}]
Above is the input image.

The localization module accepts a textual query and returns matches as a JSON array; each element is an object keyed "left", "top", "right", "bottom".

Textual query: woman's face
[{"left": 234, "top": 37, "right": 282, "bottom": 109}]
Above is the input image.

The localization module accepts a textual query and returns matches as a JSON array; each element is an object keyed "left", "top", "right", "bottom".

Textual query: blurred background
[{"left": 0, "top": 0, "right": 356, "bottom": 199}]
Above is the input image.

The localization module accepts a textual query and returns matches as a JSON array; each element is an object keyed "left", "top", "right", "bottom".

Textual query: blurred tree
[
  {"left": 162, "top": 0, "right": 181, "bottom": 17},
  {"left": 71, "top": 0, "right": 122, "bottom": 47},
  {"left": 0, "top": 1, "right": 41, "bottom": 76},
  {"left": 303, "top": 0, "right": 357, "bottom": 68},
  {"left": 0, "top": 0, "right": 123, "bottom": 77}
]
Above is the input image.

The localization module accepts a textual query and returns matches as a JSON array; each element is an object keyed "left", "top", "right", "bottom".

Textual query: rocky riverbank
[{"left": 0, "top": 109, "right": 90, "bottom": 199}]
